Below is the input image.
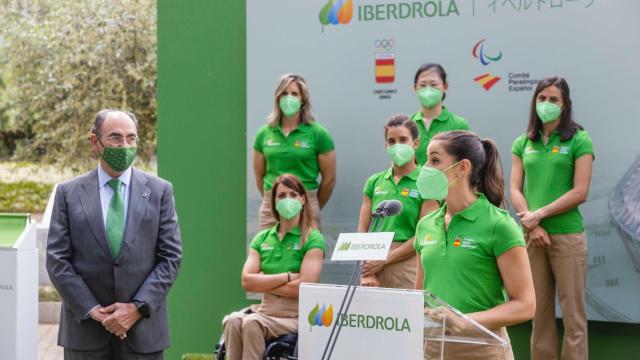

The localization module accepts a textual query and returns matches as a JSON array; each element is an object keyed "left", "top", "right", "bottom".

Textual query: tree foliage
[{"left": 0, "top": 0, "right": 156, "bottom": 170}]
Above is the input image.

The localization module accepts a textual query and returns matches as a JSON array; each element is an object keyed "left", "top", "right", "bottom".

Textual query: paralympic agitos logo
[{"left": 472, "top": 39, "right": 502, "bottom": 65}]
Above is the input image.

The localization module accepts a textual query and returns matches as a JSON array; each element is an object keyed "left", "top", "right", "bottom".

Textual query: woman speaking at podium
[
  {"left": 222, "top": 174, "right": 326, "bottom": 360},
  {"left": 414, "top": 131, "right": 535, "bottom": 359},
  {"left": 357, "top": 115, "right": 438, "bottom": 289},
  {"left": 253, "top": 74, "right": 336, "bottom": 230},
  {"left": 410, "top": 63, "right": 469, "bottom": 166}
]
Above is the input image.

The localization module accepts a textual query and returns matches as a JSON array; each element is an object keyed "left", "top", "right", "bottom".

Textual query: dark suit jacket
[{"left": 46, "top": 168, "right": 182, "bottom": 353}]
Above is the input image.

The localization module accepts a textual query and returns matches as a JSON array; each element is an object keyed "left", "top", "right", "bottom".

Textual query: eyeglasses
[{"left": 102, "top": 134, "right": 139, "bottom": 146}]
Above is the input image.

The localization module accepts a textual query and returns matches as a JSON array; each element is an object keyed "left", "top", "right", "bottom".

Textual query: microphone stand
[{"left": 320, "top": 214, "right": 386, "bottom": 360}]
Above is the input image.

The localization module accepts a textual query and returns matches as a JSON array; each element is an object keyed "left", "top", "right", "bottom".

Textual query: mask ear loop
[
  {"left": 442, "top": 160, "right": 462, "bottom": 173},
  {"left": 443, "top": 161, "right": 464, "bottom": 187},
  {"left": 94, "top": 134, "right": 106, "bottom": 158}
]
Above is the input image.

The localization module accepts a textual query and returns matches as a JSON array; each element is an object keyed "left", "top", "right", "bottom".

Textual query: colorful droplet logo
[
  {"left": 308, "top": 303, "right": 334, "bottom": 328},
  {"left": 319, "top": 0, "right": 353, "bottom": 26}
]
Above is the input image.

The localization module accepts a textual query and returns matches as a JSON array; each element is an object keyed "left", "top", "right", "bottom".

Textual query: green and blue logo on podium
[{"left": 308, "top": 303, "right": 335, "bottom": 328}]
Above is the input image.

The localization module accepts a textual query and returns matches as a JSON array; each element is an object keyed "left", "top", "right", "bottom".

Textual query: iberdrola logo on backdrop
[
  {"left": 319, "top": 0, "right": 353, "bottom": 26},
  {"left": 308, "top": 303, "right": 334, "bottom": 329}
]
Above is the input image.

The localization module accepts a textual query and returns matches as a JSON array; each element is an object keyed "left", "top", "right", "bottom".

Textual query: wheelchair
[{"left": 215, "top": 308, "right": 298, "bottom": 360}]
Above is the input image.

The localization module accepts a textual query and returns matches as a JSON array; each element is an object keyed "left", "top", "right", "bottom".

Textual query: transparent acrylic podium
[{"left": 423, "top": 291, "right": 507, "bottom": 360}]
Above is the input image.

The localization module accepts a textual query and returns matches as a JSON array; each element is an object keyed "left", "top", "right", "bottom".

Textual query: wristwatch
[{"left": 134, "top": 301, "right": 150, "bottom": 319}]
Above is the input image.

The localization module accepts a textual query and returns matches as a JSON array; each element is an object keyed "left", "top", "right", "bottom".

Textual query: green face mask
[
  {"left": 98, "top": 139, "right": 137, "bottom": 172},
  {"left": 387, "top": 144, "right": 415, "bottom": 166},
  {"left": 417, "top": 87, "right": 444, "bottom": 108},
  {"left": 536, "top": 101, "right": 562, "bottom": 123},
  {"left": 276, "top": 198, "right": 303, "bottom": 220},
  {"left": 416, "top": 161, "right": 461, "bottom": 201},
  {"left": 279, "top": 95, "right": 302, "bottom": 117}
]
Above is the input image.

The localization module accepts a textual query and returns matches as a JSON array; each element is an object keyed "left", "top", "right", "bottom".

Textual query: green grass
[
  {"left": 0, "top": 181, "right": 53, "bottom": 213},
  {"left": 181, "top": 354, "right": 214, "bottom": 360}
]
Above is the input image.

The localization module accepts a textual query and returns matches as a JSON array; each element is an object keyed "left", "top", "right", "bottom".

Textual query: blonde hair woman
[{"left": 253, "top": 74, "right": 336, "bottom": 229}]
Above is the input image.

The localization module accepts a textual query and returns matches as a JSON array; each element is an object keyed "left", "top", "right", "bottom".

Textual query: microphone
[
  {"left": 322, "top": 201, "right": 402, "bottom": 360},
  {"left": 381, "top": 199, "right": 402, "bottom": 217},
  {"left": 372, "top": 200, "right": 389, "bottom": 218}
]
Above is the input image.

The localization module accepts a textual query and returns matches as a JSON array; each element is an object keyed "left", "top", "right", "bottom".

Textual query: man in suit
[{"left": 46, "top": 109, "right": 183, "bottom": 359}]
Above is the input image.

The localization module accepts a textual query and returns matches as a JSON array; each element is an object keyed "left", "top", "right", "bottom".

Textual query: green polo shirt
[
  {"left": 253, "top": 121, "right": 335, "bottom": 191},
  {"left": 410, "top": 107, "right": 469, "bottom": 166},
  {"left": 250, "top": 225, "right": 326, "bottom": 275},
  {"left": 512, "top": 130, "right": 594, "bottom": 234},
  {"left": 414, "top": 194, "right": 525, "bottom": 314},
  {"left": 363, "top": 167, "right": 423, "bottom": 242}
]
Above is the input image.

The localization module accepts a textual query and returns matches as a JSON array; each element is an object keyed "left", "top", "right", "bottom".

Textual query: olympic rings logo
[{"left": 375, "top": 39, "right": 396, "bottom": 50}]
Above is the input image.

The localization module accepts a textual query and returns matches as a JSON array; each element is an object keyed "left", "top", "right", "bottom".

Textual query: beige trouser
[
  {"left": 424, "top": 327, "right": 514, "bottom": 359},
  {"left": 259, "top": 189, "right": 321, "bottom": 230},
  {"left": 222, "top": 294, "right": 298, "bottom": 360},
  {"left": 527, "top": 232, "right": 588, "bottom": 360},
  {"left": 371, "top": 242, "right": 417, "bottom": 289}
]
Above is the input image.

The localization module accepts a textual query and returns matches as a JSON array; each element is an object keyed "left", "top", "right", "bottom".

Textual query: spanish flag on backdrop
[
  {"left": 473, "top": 73, "right": 501, "bottom": 90},
  {"left": 375, "top": 52, "right": 395, "bottom": 83}
]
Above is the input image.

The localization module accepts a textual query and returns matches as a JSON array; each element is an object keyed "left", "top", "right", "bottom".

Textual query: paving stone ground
[{"left": 38, "top": 324, "right": 63, "bottom": 360}]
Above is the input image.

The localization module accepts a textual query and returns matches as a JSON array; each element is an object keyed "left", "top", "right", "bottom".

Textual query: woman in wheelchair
[{"left": 222, "top": 174, "right": 326, "bottom": 360}]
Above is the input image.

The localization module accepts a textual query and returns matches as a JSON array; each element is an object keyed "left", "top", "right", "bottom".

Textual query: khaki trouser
[
  {"left": 259, "top": 189, "right": 321, "bottom": 230},
  {"left": 424, "top": 327, "right": 514, "bottom": 359},
  {"left": 374, "top": 242, "right": 417, "bottom": 289},
  {"left": 222, "top": 294, "right": 298, "bottom": 360},
  {"left": 527, "top": 232, "right": 588, "bottom": 360}
]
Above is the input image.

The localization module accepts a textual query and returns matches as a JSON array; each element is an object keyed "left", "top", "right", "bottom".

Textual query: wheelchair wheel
[
  {"left": 214, "top": 337, "right": 226, "bottom": 360},
  {"left": 263, "top": 341, "right": 294, "bottom": 360}
]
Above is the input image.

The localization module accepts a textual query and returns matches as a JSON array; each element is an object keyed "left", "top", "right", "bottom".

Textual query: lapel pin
[{"left": 142, "top": 192, "right": 148, "bottom": 197}]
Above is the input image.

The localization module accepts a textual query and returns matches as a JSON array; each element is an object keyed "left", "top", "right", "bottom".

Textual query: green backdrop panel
[
  {"left": 0, "top": 214, "right": 29, "bottom": 247},
  {"left": 157, "top": 0, "right": 248, "bottom": 358}
]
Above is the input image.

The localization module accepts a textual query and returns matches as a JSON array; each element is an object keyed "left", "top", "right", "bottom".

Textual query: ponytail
[
  {"left": 432, "top": 130, "right": 505, "bottom": 208},
  {"left": 479, "top": 139, "right": 504, "bottom": 208}
]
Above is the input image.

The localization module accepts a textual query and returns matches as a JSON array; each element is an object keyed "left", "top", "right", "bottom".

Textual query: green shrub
[
  {"left": 39, "top": 285, "right": 62, "bottom": 302},
  {"left": 0, "top": 181, "right": 53, "bottom": 213},
  {"left": 0, "top": 0, "right": 157, "bottom": 170}
]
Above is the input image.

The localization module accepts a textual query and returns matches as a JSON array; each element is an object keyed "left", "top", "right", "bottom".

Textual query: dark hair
[
  {"left": 91, "top": 109, "right": 138, "bottom": 137},
  {"left": 384, "top": 114, "right": 418, "bottom": 140},
  {"left": 270, "top": 174, "right": 316, "bottom": 243},
  {"left": 414, "top": 63, "right": 448, "bottom": 101},
  {"left": 527, "top": 76, "right": 583, "bottom": 142},
  {"left": 432, "top": 131, "right": 504, "bottom": 208}
]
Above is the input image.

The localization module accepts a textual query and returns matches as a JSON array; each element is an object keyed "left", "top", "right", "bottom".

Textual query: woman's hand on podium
[{"left": 424, "top": 306, "right": 467, "bottom": 334}]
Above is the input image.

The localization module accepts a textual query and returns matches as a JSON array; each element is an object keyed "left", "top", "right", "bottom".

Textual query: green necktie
[{"left": 106, "top": 178, "right": 125, "bottom": 258}]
